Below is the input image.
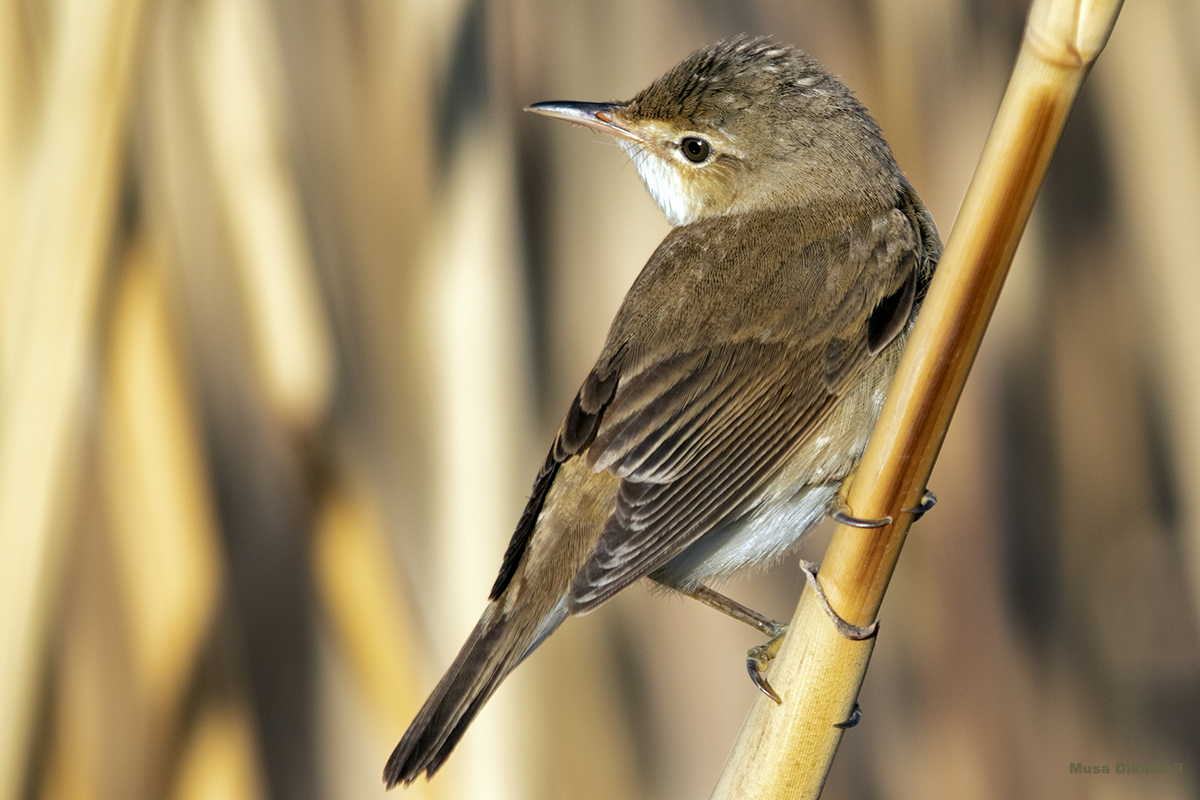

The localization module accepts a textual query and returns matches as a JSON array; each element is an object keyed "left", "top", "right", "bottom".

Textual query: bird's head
[{"left": 528, "top": 36, "right": 902, "bottom": 227}]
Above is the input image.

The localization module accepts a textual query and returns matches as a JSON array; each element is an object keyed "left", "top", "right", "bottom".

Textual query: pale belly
[{"left": 650, "top": 481, "right": 840, "bottom": 587}]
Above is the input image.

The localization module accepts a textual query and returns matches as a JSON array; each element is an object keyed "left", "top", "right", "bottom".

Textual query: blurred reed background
[{"left": 1, "top": 0, "right": 1198, "bottom": 798}]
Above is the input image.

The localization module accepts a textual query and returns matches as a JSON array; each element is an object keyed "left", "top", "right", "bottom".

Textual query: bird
[{"left": 384, "top": 35, "right": 941, "bottom": 788}]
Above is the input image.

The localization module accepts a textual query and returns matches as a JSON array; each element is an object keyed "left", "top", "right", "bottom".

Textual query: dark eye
[{"left": 681, "top": 137, "right": 711, "bottom": 163}]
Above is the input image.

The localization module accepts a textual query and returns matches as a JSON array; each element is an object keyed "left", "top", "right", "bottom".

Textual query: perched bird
[{"left": 384, "top": 35, "right": 940, "bottom": 788}]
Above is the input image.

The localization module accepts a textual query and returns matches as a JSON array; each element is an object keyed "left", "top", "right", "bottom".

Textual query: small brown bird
[{"left": 384, "top": 35, "right": 940, "bottom": 788}]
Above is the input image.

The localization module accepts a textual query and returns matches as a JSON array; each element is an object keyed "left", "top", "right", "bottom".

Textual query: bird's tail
[{"left": 383, "top": 598, "right": 566, "bottom": 788}]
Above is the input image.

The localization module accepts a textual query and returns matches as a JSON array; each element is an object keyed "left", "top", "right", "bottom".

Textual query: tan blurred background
[{"left": 1, "top": 0, "right": 1198, "bottom": 798}]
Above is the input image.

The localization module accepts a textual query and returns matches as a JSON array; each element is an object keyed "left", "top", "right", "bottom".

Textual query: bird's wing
[
  {"left": 566, "top": 338, "right": 842, "bottom": 611},
  {"left": 563, "top": 211, "right": 926, "bottom": 613}
]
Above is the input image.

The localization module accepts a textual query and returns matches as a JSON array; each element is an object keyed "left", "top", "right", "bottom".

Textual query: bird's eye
[{"left": 680, "top": 137, "right": 711, "bottom": 163}]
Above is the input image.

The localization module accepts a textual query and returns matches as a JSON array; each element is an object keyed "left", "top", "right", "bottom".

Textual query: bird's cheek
[
  {"left": 699, "top": 175, "right": 738, "bottom": 216},
  {"left": 700, "top": 191, "right": 727, "bottom": 217}
]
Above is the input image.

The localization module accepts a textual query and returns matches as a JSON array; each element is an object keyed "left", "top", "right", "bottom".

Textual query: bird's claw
[
  {"left": 800, "top": 560, "right": 879, "bottom": 640},
  {"left": 831, "top": 509, "right": 894, "bottom": 528},
  {"left": 833, "top": 702, "right": 862, "bottom": 729},
  {"left": 746, "top": 632, "right": 787, "bottom": 704},
  {"left": 902, "top": 489, "right": 937, "bottom": 521},
  {"left": 739, "top": 558, "right": 881, "bottom": 703},
  {"left": 830, "top": 495, "right": 892, "bottom": 528}
]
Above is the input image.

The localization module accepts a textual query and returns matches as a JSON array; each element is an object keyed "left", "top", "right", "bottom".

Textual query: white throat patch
[{"left": 619, "top": 142, "right": 702, "bottom": 227}]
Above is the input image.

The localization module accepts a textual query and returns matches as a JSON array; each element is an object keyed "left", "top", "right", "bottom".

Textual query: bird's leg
[
  {"left": 679, "top": 583, "right": 785, "bottom": 638},
  {"left": 799, "top": 560, "right": 878, "bottom": 640},
  {"left": 670, "top": 564, "right": 880, "bottom": 705},
  {"left": 671, "top": 582, "right": 788, "bottom": 703}
]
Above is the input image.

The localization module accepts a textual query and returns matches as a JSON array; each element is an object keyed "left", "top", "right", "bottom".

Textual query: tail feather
[{"left": 383, "top": 601, "right": 566, "bottom": 788}]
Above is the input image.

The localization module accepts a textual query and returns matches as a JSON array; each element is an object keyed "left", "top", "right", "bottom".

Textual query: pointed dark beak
[{"left": 524, "top": 101, "right": 642, "bottom": 144}]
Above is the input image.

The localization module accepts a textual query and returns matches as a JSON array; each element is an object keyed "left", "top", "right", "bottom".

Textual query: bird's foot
[
  {"left": 742, "top": 559, "right": 878, "bottom": 704},
  {"left": 675, "top": 582, "right": 790, "bottom": 702},
  {"left": 746, "top": 630, "right": 788, "bottom": 704},
  {"left": 799, "top": 560, "right": 878, "bottom": 640}
]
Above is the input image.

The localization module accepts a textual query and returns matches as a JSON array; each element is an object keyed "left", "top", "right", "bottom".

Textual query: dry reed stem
[
  {"left": 0, "top": 2, "right": 147, "bottom": 798},
  {"left": 711, "top": 0, "right": 1124, "bottom": 797},
  {"left": 312, "top": 484, "right": 444, "bottom": 800},
  {"left": 193, "top": 0, "right": 334, "bottom": 429},
  {"left": 102, "top": 239, "right": 223, "bottom": 719},
  {"left": 1094, "top": 0, "right": 1200, "bottom": 625},
  {"left": 169, "top": 704, "right": 267, "bottom": 800}
]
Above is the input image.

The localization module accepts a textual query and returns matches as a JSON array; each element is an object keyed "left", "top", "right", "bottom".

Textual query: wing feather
[
  {"left": 570, "top": 342, "right": 840, "bottom": 609},
  {"left": 516, "top": 199, "right": 935, "bottom": 615}
]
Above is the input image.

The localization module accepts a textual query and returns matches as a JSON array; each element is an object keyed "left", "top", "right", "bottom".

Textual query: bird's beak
[{"left": 524, "top": 101, "right": 642, "bottom": 144}]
